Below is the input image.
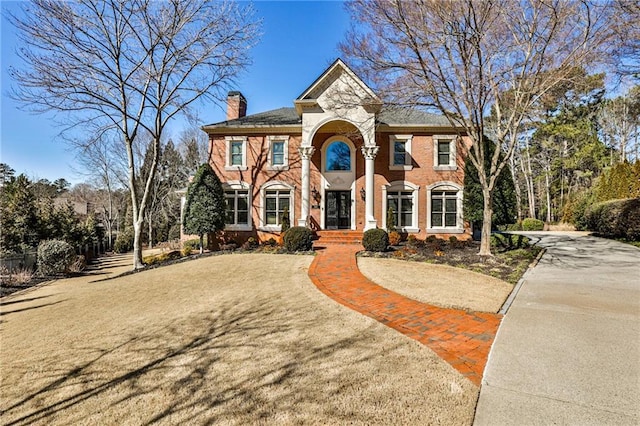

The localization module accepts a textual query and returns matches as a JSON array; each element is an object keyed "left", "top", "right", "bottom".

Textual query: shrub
[
  {"left": 283, "top": 226, "right": 314, "bottom": 252},
  {"left": 143, "top": 250, "right": 182, "bottom": 266},
  {"left": 388, "top": 231, "right": 401, "bottom": 246},
  {"left": 425, "top": 235, "right": 446, "bottom": 251},
  {"left": 68, "top": 255, "right": 86, "bottom": 273},
  {"left": 242, "top": 237, "right": 259, "bottom": 250},
  {"left": 362, "top": 228, "right": 389, "bottom": 252},
  {"left": 585, "top": 198, "right": 640, "bottom": 241},
  {"left": 37, "top": 239, "right": 76, "bottom": 276},
  {"left": 281, "top": 207, "right": 291, "bottom": 233},
  {"left": 113, "top": 229, "right": 134, "bottom": 253},
  {"left": 521, "top": 218, "right": 544, "bottom": 231},
  {"left": 449, "top": 235, "right": 464, "bottom": 249},
  {"left": 263, "top": 237, "right": 278, "bottom": 247}
]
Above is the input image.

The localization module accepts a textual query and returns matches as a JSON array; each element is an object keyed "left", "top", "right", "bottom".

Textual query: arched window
[
  {"left": 325, "top": 141, "right": 351, "bottom": 171},
  {"left": 382, "top": 181, "right": 420, "bottom": 233},
  {"left": 259, "top": 181, "right": 295, "bottom": 230},
  {"left": 427, "top": 182, "right": 463, "bottom": 232}
]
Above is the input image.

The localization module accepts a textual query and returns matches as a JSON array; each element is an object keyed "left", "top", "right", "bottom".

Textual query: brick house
[{"left": 199, "top": 59, "right": 470, "bottom": 244}]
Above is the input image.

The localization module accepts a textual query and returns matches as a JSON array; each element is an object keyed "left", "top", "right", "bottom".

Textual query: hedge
[
  {"left": 37, "top": 239, "right": 76, "bottom": 276},
  {"left": 585, "top": 198, "right": 640, "bottom": 241},
  {"left": 521, "top": 218, "right": 544, "bottom": 231}
]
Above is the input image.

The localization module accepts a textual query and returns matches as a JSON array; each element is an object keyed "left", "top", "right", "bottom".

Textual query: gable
[{"left": 294, "top": 59, "right": 381, "bottom": 115}]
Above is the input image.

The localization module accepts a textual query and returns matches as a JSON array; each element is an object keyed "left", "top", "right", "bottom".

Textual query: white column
[
  {"left": 361, "top": 145, "right": 379, "bottom": 230},
  {"left": 298, "top": 146, "right": 315, "bottom": 227}
]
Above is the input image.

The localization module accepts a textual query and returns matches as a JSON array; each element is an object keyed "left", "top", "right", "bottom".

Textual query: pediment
[{"left": 294, "top": 59, "right": 381, "bottom": 115}]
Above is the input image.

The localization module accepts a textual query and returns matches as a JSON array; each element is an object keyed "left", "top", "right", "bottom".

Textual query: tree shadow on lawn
[{"left": 1, "top": 298, "right": 408, "bottom": 425}]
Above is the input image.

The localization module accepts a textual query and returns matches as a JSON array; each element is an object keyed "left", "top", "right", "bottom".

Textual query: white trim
[
  {"left": 258, "top": 181, "right": 295, "bottom": 231},
  {"left": 426, "top": 181, "right": 464, "bottom": 233},
  {"left": 381, "top": 181, "right": 420, "bottom": 233},
  {"left": 266, "top": 135, "right": 290, "bottom": 171},
  {"left": 389, "top": 134, "right": 413, "bottom": 171},
  {"left": 433, "top": 135, "right": 457, "bottom": 171},
  {"left": 222, "top": 181, "right": 252, "bottom": 231},
  {"left": 225, "top": 136, "right": 248, "bottom": 171}
]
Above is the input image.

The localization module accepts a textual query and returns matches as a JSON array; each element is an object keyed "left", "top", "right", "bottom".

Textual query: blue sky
[{"left": 0, "top": 1, "right": 350, "bottom": 184}]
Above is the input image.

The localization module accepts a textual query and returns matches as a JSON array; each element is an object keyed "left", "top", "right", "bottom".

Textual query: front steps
[{"left": 314, "top": 230, "right": 363, "bottom": 246}]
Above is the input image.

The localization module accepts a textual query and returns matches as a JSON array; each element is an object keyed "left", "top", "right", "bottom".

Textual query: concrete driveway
[{"left": 474, "top": 232, "right": 640, "bottom": 425}]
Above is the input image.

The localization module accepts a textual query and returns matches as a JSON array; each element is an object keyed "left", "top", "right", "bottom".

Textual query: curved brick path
[{"left": 308, "top": 244, "right": 502, "bottom": 386}]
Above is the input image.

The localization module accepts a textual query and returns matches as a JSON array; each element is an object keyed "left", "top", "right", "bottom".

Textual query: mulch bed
[{"left": 359, "top": 234, "right": 542, "bottom": 284}]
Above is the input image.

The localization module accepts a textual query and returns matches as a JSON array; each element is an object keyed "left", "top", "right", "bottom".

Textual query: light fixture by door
[{"left": 360, "top": 187, "right": 366, "bottom": 201}]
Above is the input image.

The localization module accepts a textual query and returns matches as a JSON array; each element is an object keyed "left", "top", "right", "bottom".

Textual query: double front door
[{"left": 325, "top": 190, "right": 351, "bottom": 229}]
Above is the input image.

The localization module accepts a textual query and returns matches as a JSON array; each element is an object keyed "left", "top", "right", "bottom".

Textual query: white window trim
[
  {"left": 225, "top": 136, "right": 248, "bottom": 171},
  {"left": 267, "top": 135, "right": 290, "bottom": 171},
  {"left": 322, "top": 136, "right": 355, "bottom": 173},
  {"left": 223, "top": 180, "right": 252, "bottom": 231},
  {"left": 258, "top": 181, "right": 295, "bottom": 232},
  {"left": 381, "top": 181, "right": 420, "bottom": 233},
  {"left": 389, "top": 134, "right": 413, "bottom": 171},
  {"left": 426, "top": 181, "right": 464, "bottom": 233},
  {"left": 433, "top": 135, "right": 457, "bottom": 171}
]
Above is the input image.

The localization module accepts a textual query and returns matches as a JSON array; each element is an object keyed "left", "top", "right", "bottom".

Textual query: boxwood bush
[
  {"left": 521, "top": 218, "right": 544, "bottom": 231},
  {"left": 283, "top": 226, "right": 314, "bottom": 252},
  {"left": 585, "top": 198, "right": 640, "bottom": 241},
  {"left": 37, "top": 239, "right": 76, "bottom": 276},
  {"left": 362, "top": 228, "right": 389, "bottom": 252}
]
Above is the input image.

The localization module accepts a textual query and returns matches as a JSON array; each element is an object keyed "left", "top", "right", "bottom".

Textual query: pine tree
[{"left": 182, "top": 163, "right": 225, "bottom": 253}]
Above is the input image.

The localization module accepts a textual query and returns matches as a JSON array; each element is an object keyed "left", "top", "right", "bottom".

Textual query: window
[
  {"left": 387, "top": 191, "right": 414, "bottom": 227},
  {"left": 427, "top": 182, "right": 463, "bottom": 232},
  {"left": 225, "top": 136, "right": 247, "bottom": 170},
  {"left": 433, "top": 136, "right": 457, "bottom": 170},
  {"left": 325, "top": 141, "right": 351, "bottom": 171},
  {"left": 382, "top": 181, "right": 420, "bottom": 232},
  {"left": 431, "top": 191, "right": 457, "bottom": 227},
  {"left": 265, "top": 190, "right": 290, "bottom": 225},
  {"left": 231, "top": 142, "right": 243, "bottom": 165},
  {"left": 224, "top": 182, "right": 251, "bottom": 230},
  {"left": 437, "top": 141, "right": 450, "bottom": 166},
  {"left": 267, "top": 136, "right": 289, "bottom": 170},
  {"left": 260, "top": 182, "right": 295, "bottom": 230},
  {"left": 389, "top": 135, "right": 413, "bottom": 170}
]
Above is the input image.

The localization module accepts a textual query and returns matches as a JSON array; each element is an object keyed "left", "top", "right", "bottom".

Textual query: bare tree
[
  {"left": 9, "top": 0, "right": 260, "bottom": 268},
  {"left": 342, "top": 0, "right": 610, "bottom": 255}
]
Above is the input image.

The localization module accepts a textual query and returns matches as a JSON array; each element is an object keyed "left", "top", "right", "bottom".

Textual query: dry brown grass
[
  {"left": 358, "top": 257, "right": 512, "bottom": 313},
  {"left": 1, "top": 253, "right": 477, "bottom": 425}
]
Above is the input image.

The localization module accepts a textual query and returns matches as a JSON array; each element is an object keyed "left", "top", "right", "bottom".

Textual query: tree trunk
[
  {"left": 544, "top": 166, "right": 552, "bottom": 223},
  {"left": 132, "top": 218, "right": 144, "bottom": 269},
  {"left": 479, "top": 187, "right": 494, "bottom": 257},
  {"left": 199, "top": 234, "right": 204, "bottom": 254},
  {"left": 521, "top": 141, "right": 536, "bottom": 218},
  {"left": 509, "top": 154, "right": 523, "bottom": 221},
  {"left": 147, "top": 215, "right": 153, "bottom": 250}
]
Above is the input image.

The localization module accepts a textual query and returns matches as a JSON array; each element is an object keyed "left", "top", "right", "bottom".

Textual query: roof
[
  {"left": 203, "top": 107, "right": 301, "bottom": 129},
  {"left": 203, "top": 106, "right": 453, "bottom": 131}
]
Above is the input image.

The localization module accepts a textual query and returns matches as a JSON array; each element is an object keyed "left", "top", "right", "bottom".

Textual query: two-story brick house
[{"left": 201, "top": 59, "right": 470, "bottom": 244}]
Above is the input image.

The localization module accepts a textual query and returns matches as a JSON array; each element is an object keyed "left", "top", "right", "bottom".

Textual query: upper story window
[
  {"left": 389, "top": 135, "right": 413, "bottom": 170},
  {"left": 225, "top": 136, "right": 247, "bottom": 171},
  {"left": 325, "top": 141, "right": 351, "bottom": 171},
  {"left": 267, "top": 136, "right": 289, "bottom": 171},
  {"left": 433, "top": 135, "right": 457, "bottom": 171}
]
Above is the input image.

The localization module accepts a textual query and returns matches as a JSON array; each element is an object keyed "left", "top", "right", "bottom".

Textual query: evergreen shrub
[
  {"left": 362, "top": 228, "right": 388, "bottom": 252},
  {"left": 521, "top": 218, "right": 544, "bottom": 231},
  {"left": 37, "top": 239, "right": 76, "bottom": 276},
  {"left": 585, "top": 198, "right": 640, "bottom": 241},
  {"left": 283, "top": 227, "right": 314, "bottom": 252}
]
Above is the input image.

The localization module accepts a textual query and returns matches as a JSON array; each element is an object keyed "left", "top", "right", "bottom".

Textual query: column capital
[
  {"left": 298, "top": 146, "right": 315, "bottom": 160},
  {"left": 361, "top": 145, "right": 380, "bottom": 160}
]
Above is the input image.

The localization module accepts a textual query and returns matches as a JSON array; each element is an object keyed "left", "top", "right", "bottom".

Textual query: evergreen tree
[
  {"left": 182, "top": 163, "right": 225, "bottom": 253},
  {"left": 464, "top": 138, "right": 517, "bottom": 228}
]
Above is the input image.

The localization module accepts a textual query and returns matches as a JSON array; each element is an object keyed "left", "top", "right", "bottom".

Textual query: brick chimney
[{"left": 226, "top": 91, "right": 247, "bottom": 121}]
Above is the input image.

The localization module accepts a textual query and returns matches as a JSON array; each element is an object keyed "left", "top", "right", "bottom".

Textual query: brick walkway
[{"left": 308, "top": 244, "right": 502, "bottom": 386}]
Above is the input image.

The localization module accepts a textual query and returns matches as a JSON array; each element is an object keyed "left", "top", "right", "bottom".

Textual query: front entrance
[{"left": 325, "top": 191, "right": 351, "bottom": 229}]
